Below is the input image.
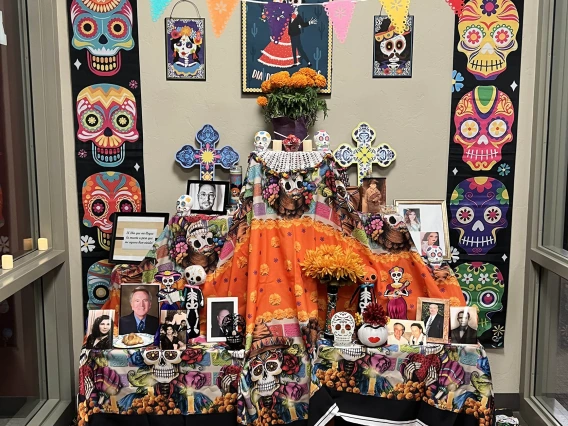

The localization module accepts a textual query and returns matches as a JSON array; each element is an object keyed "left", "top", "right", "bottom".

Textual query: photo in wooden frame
[{"left": 416, "top": 297, "right": 450, "bottom": 344}]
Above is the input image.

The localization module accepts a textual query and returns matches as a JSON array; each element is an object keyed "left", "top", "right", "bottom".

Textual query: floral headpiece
[{"left": 389, "top": 266, "right": 403, "bottom": 274}]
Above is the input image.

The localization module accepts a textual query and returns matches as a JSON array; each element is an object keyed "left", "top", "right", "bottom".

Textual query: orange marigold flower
[
  {"left": 315, "top": 74, "right": 327, "bottom": 88},
  {"left": 298, "top": 67, "right": 317, "bottom": 78},
  {"left": 261, "top": 80, "right": 272, "bottom": 93},
  {"left": 270, "top": 71, "right": 291, "bottom": 89},
  {"left": 257, "top": 96, "right": 268, "bottom": 107},
  {"left": 291, "top": 74, "right": 309, "bottom": 88}
]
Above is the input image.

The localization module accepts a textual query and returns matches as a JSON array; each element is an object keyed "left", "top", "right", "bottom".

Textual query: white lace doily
[{"left": 255, "top": 151, "right": 326, "bottom": 173}]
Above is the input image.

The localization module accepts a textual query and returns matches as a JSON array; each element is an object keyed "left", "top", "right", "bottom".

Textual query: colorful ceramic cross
[
  {"left": 175, "top": 124, "right": 240, "bottom": 181},
  {"left": 333, "top": 122, "right": 396, "bottom": 186}
]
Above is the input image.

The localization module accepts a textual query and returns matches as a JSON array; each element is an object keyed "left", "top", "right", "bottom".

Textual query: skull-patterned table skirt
[{"left": 310, "top": 341, "right": 494, "bottom": 426}]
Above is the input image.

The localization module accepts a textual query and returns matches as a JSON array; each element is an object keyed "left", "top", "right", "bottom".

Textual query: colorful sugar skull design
[
  {"left": 86, "top": 259, "right": 114, "bottom": 310},
  {"left": 142, "top": 347, "right": 182, "bottom": 384},
  {"left": 373, "top": 17, "right": 414, "bottom": 77},
  {"left": 254, "top": 131, "right": 272, "bottom": 152},
  {"left": 454, "top": 262, "right": 504, "bottom": 336},
  {"left": 221, "top": 313, "right": 246, "bottom": 350},
  {"left": 166, "top": 19, "right": 205, "bottom": 80},
  {"left": 331, "top": 312, "right": 355, "bottom": 347},
  {"left": 76, "top": 84, "right": 139, "bottom": 167},
  {"left": 82, "top": 172, "right": 142, "bottom": 251},
  {"left": 314, "top": 130, "right": 331, "bottom": 153},
  {"left": 176, "top": 194, "right": 193, "bottom": 217},
  {"left": 0, "top": 184, "right": 3, "bottom": 228},
  {"left": 70, "top": 0, "right": 135, "bottom": 76},
  {"left": 457, "top": 0, "right": 519, "bottom": 81},
  {"left": 449, "top": 177, "right": 509, "bottom": 255},
  {"left": 425, "top": 245, "right": 444, "bottom": 269},
  {"left": 454, "top": 86, "right": 514, "bottom": 171},
  {"left": 384, "top": 266, "right": 410, "bottom": 319}
]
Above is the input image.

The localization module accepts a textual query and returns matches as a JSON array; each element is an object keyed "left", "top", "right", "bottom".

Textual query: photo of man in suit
[
  {"left": 424, "top": 303, "right": 444, "bottom": 339},
  {"left": 119, "top": 286, "right": 159, "bottom": 335},
  {"left": 450, "top": 309, "right": 477, "bottom": 344},
  {"left": 288, "top": 1, "right": 317, "bottom": 67}
]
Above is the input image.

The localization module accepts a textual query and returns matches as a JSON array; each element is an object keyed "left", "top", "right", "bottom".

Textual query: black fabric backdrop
[
  {"left": 67, "top": 0, "right": 146, "bottom": 320},
  {"left": 445, "top": 0, "right": 524, "bottom": 348}
]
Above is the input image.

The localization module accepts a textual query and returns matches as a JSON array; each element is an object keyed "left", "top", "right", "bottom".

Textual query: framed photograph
[
  {"left": 165, "top": 17, "right": 206, "bottom": 80},
  {"left": 187, "top": 180, "right": 229, "bottom": 214},
  {"left": 159, "top": 310, "right": 188, "bottom": 349},
  {"left": 416, "top": 298, "right": 450, "bottom": 344},
  {"left": 207, "top": 297, "right": 238, "bottom": 342},
  {"left": 386, "top": 319, "right": 427, "bottom": 346},
  {"left": 109, "top": 213, "right": 169, "bottom": 264},
  {"left": 118, "top": 284, "right": 160, "bottom": 346},
  {"left": 394, "top": 200, "right": 451, "bottom": 260},
  {"left": 373, "top": 16, "right": 414, "bottom": 78},
  {"left": 360, "top": 177, "right": 387, "bottom": 213},
  {"left": 450, "top": 306, "right": 478, "bottom": 345},
  {"left": 241, "top": 1, "right": 333, "bottom": 93},
  {"left": 86, "top": 309, "right": 114, "bottom": 349}
]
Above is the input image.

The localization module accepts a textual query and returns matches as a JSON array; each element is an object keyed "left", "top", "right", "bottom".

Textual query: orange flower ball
[
  {"left": 261, "top": 80, "right": 272, "bottom": 93},
  {"left": 257, "top": 96, "right": 269, "bottom": 107}
]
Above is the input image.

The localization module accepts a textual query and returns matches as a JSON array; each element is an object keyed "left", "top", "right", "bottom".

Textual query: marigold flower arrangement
[
  {"left": 301, "top": 244, "right": 366, "bottom": 285},
  {"left": 257, "top": 68, "right": 328, "bottom": 128}
]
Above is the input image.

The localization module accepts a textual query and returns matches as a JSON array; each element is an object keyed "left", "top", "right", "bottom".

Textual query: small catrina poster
[
  {"left": 165, "top": 18, "right": 206, "bottom": 80},
  {"left": 373, "top": 15, "right": 414, "bottom": 78}
]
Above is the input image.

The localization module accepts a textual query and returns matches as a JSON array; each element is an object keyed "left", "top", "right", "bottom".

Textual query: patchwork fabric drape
[
  {"left": 444, "top": 0, "right": 524, "bottom": 347},
  {"left": 67, "top": 0, "right": 147, "bottom": 315}
]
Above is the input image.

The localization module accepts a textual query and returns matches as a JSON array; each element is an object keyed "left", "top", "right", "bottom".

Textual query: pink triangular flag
[{"left": 324, "top": 0, "right": 356, "bottom": 43}]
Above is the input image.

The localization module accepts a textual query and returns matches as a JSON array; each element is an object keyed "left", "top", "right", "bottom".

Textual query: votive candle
[
  {"left": 1, "top": 255, "right": 13, "bottom": 270},
  {"left": 38, "top": 238, "right": 49, "bottom": 251},
  {"left": 303, "top": 140, "right": 313, "bottom": 152},
  {"left": 272, "top": 140, "right": 282, "bottom": 151}
]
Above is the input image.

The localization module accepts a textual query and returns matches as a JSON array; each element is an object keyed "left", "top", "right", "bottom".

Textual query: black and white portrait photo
[
  {"left": 85, "top": 309, "right": 114, "bottom": 349},
  {"left": 417, "top": 297, "right": 450, "bottom": 343},
  {"left": 187, "top": 180, "right": 229, "bottom": 214},
  {"left": 450, "top": 306, "right": 478, "bottom": 345},
  {"left": 207, "top": 297, "right": 238, "bottom": 342}
]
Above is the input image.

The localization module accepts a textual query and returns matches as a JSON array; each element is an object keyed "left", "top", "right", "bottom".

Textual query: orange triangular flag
[{"left": 207, "top": 0, "right": 240, "bottom": 37}]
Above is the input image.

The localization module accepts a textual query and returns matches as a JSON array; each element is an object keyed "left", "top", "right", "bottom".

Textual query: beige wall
[{"left": 57, "top": 0, "right": 538, "bottom": 393}]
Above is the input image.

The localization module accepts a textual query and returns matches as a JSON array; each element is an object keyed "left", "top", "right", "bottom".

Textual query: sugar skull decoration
[
  {"left": 176, "top": 194, "right": 193, "bottom": 217},
  {"left": 454, "top": 262, "right": 504, "bottom": 337},
  {"left": 375, "top": 23, "right": 412, "bottom": 75},
  {"left": 457, "top": 0, "right": 519, "bottom": 81},
  {"left": 450, "top": 177, "right": 509, "bottom": 255},
  {"left": 82, "top": 172, "right": 142, "bottom": 251},
  {"left": 184, "top": 265, "right": 206, "bottom": 339},
  {"left": 454, "top": 86, "right": 514, "bottom": 171},
  {"left": 168, "top": 23, "right": 204, "bottom": 79},
  {"left": 425, "top": 245, "right": 444, "bottom": 269},
  {"left": 254, "top": 131, "right": 272, "bottom": 152},
  {"left": 283, "top": 134, "right": 301, "bottom": 152},
  {"left": 143, "top": 347, "right": 182, "bottom": 384},
  {"left": 86, "top": 259, "right": 114, "bottom": 310},
  {"left": 70, "top": 0, "right": 135, "bottom": 76},
  {"left": 221, "top": 313, "right": 245, "bottom": 350},
  {"left": 331, "top": 311, "right": 355, "bottom": 347},
  {"left": 357, "top": 302, "right": 389, "bottom": 348},
  {"left": 314, "top": 130, "right": 331, "bottom": 153},
  {"left": 76, "top": 84, "right": 139, "bottom": 167}
]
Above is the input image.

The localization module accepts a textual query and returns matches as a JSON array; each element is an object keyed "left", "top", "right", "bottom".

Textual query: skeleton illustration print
[
  {"left": 373, "top": 16, "right": 414, "bottom": 77},
  {"left": 156, "top": 270, "right": 183, "bottom": 310},
  {"left": 383, "top": 266, "right": 411, "bottom": 319}
]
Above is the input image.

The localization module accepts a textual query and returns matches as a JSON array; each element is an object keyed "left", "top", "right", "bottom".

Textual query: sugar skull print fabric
[{"left": 445, "top": 0, "right": 525, "bottom": 347}]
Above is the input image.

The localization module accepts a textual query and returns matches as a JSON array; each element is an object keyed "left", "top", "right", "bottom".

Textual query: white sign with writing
[{"left": 122, "top": 228, "right": 158, "bottom": 250}]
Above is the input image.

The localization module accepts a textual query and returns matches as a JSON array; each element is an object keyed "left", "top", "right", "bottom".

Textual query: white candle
[
  {"left": 23, "top": 238, "right": 33, "bottom": 251},
  {"left": 1, "top": 255, "right": 13, "bottom": 270},
  {"left": 272, "top": 140, "right": 282, "bottom": 151},
  {"left": 38, "top": 238, "right": 49, "bottom": 251},
  {"left": 303, "top": 140, "right": 313, "bottom": 152}
]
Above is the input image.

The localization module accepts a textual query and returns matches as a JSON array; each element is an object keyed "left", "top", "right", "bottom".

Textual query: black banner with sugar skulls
[
  {"left": 445, "top": 0, "right": 524, "bottom": 347},
  {"left": 67, "top": 0, "right": 146, "bottom": 317}
]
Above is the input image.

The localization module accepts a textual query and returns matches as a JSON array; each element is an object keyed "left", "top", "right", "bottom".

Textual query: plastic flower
[
  {"left": 301, "top": 244, "right": 366, "bottom": 284},
  {"left": 452, "top": 70, "right": 464, "bottom": 93},
  {"left": 257, "top": 96, "right": 268, "bottom": 107},
  {"left": 362, "top": 302, "right": 388, "bottom": 327}
]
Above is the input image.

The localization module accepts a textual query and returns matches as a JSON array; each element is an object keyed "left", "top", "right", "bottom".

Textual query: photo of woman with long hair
[
  {"left": 404, "top": 209, "right": 421, "bottom": 231},
  {"left": 86, "top": 313, "right": 113, "bottom": 349},
  {"left": 421, "top": 231, "right": 440, "bottom": 255}
]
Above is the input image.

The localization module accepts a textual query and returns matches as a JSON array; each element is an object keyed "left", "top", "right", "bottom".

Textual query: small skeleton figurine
[
  {"left": 254, "top": 131, "right": 272, "bottom": 152},
  {"left": 156, "top": 270, "right": 183, "bottom": 310},
  {"left": 283, "top": 134, "right": 301, "bottom": 152},
  {"left": 183, "top": 265, "right": 206, "bottom": 338},
  {"left": 314, "top": 130, "right": 331, "bottom": 153},
  {"left": 350, "top": 265, "right": 378, "bottom": 314},
  {"left": 425, "top": 245, "right": 444, "bottom": 270},
  {"left": 176, "top": 194, "right": 193, "bottom": 217},
  {"left": 221, "top": 313, "right": 245, "bottom": 351}
]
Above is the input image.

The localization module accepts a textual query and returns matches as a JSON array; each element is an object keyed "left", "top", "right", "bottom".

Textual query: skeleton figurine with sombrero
[{"left": 156, "top": 270, "right": 183, "bottom": 310}]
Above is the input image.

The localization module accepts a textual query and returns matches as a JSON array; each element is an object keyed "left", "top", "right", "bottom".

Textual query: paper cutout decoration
[
  {"left": 150, "top": 0, "right": 174, "bottom": 21},
  {"left": 175, "top": 124, "right": 240, "bottom": 181},
  {"left": 207, "top": 0, "right": 239, "bottom": 37},
  {"left": 445, "top": 0, "right": 464, "bottom": 16},
  {"left": 379, "top": 0, "right": 411, "bottom": 34},
  {"left": 333, "top": 122, "right": 396, "bottom": 187},
  {"left": 324, "top": 0, "right": 356, "bottom": 43}
]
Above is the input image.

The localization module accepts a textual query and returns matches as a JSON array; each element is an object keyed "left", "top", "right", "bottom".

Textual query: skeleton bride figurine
[{"left": 184, "top": 265, "right": 206, "bottom": 338}]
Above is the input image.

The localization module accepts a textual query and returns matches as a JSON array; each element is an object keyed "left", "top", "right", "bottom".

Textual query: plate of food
[{"left": 113, "top": 333, "right": 155, "bottom": 349}]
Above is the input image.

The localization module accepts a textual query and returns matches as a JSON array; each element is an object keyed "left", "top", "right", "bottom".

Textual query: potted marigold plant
[
  {"left": 301, "top": 245, "right": 365, "bottom": 339},
  {"left": 257, "top": 68, "right": 328, "bottom": 142}
]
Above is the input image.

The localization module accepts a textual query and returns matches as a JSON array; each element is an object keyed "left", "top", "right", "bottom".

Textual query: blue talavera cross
[{"left": 175, "top": 124, "right": 240, "bottom": 181}]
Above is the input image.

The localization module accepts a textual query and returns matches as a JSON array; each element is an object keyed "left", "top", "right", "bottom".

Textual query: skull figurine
[
  {"left": 250, "top": 350, "right": 283, "bottom": 397},
  {"left": 454, "top": 86, "right": 514, "bottom": 171},
  {"left": 184, "top": 265, "right": 206, "bottom": 338},
  {"left": 82, "top": 172, "right": 142, "bottom": 250},
  {"left": 331, "top": 312, "right": 355, "bottom": 347},
  {"left": 70, "top": 0, "right": 135, "bottom": 76},
  {"left": 450, "top": 177, "right": 509, "bottom": 255},
  {"left": 254, "top": 131, "right": 272, "bottom": 152},
  {"left": 357, "top": 265, "right": 377, "bottom": 314},
  {"left": 454, "top": 262, "right": 504, "bottom": 336},
  {"left": 86, "top": 259, "right": 114, "bottom": 310},
  {"left": 283, "top": 134, "right": 301, "bottom": 152},
  {"left": 425, "top": 245, "right": 444, "bottom": 269},
  {"left": 457, "top": 0, "right": 519, "bottom": 81},
  {"left": 143, "top": 348, "right": 182, "bottom": 383},
  {"left": 221, "top": 313, "right": 245, "bottom": 350},
  {"left": 184, "top": 265, "right": 206, "bottom": 286},
  {"left": 76, "top": 84, "right": 139, "bottom": 167},
  {"left": 314, "top": 130, "right": 331, "bottom": 153},
  {"left": 279, "top": 174, "right": 304, "bottom": 200},
  {"left": 176, "top": 194, "right": 193, "bottom": 217}
]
